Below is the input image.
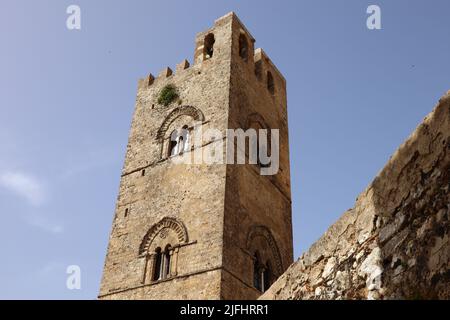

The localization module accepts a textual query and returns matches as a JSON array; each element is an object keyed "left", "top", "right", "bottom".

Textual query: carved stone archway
[
  {"left": 139, "top": 217, "right": 188, "bottom": 284},
  {"left": 156, "top": 105, "right": 205, "bottom": 141},
  {"left": 246, "top": 225, "right": 283, "bottom": 276},
  {"left": 139, "top": 217, "right": 188, "bottom": 256}
]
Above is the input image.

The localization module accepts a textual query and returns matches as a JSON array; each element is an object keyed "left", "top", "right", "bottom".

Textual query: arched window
[
  {"left": 169, "top": 130, "right": 179, "bottom": 156},
  {"left": 141, "top": 218, "right": 189, "bottom": 284},
  {"left": 239, "top": 34, "right": 249, "bottom": 62},
  {"left": 178, "top": 136, "right": 184, "bottom": 154},
  {"left": 253, "top": 252, "right": 273, "bottom": 292},
  {"left": 153, "top": 247, "right": 162, "bottom": 281},
  {"left": 267, "top": 71, "right": 275, "bottom": 95},
  {"left": 204, "top": 33, "right": 215, "bottom": 60},
  {"left": 168, "top": 126, "right": 190, "bottom": 157},
  {"left": 163, "top": 244, "right": 172, "bottom": 279},
  {"left": 157, "top": 105, "right": 205, "bottom": 160},
  {"left": 151, "top": 246, "right": 173, "bottom": 281},
  {"left": 181, "top": 125, "right": 189, "bottom": 153},
  {"left": 247, "top": 225, "right": 283, "bottom": 291}
]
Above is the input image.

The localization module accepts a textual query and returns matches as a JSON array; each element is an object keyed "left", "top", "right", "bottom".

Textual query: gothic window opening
[
  {"left": 180, "top": 125, "right": 189, "bottom": 153},
  {"left": 239, "top": 34, "right": 249, "bottom": 62},
  {"left": 141, "top": 217, "right": 188, "bottom": 285},
  {"left": 204, "top": 33, "right": 215, "bottom": 60},
  {"left": 267, "top": 71, "right": 275, "bottom": 95},
  {"left": 151, "top": 245, "right": 173, "bottom": 281},
  {"left": 263, "top": 262, "right": 272, "bottom": 292},
  {"left": 153, "top": 247, "right": 162, "bottom": 281},
  {"left": 169, "top": 131, "right": 179, "bottom": 157},
  {"left": 164, "top": 245, "right": 172, "bottom": 278},
  {"left": 157, "top": 105, "right": 205, "bottom": 160},
  {"left": 247, "top": 226, "right": 282, "bottom": 293},
  {"left": 168, "top": 126, "right": 191, "bottom": 157},
  {"left": 253, "top": 253, "right": 272, "bottom": 292},
  {"left": 253, "top": 253, "right": 262, "bottom": 291},
  {"left": 178, "top": 136, "right": 185, "bottom": 154}
]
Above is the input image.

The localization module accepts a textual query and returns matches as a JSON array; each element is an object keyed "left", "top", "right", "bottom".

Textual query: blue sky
[{"left": 0, "top": 0, "right": 449, "bottom": 299}]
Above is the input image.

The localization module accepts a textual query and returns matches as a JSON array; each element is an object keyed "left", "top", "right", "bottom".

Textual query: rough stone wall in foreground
[{"left": 261, "top": 92, "right": 450, "bottom": 300}]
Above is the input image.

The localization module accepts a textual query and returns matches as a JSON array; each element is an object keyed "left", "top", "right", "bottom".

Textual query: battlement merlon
[
  {"left": 254, "top": 48, "right": 286, "bottom": 89},
  {"left": 138, "top": 12, "right": 286, "bottom": 93}
]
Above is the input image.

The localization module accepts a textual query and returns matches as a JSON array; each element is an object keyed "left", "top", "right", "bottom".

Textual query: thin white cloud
[
  {"left": 24, "top": 214, "right": 64, "bottom": 234},
  {"left": 0, "top": 171, "right": 63, "bottom": 234},
  {"left": 58, "top": 146, "right": 119, "bottom": 181},
  {"left": 0, "top": 171, "right": 46, "bottom": 206}
]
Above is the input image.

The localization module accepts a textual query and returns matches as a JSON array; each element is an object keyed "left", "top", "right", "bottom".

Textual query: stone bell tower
[{"left": 98, "top": 12, "right": 293, "bottom": 300}]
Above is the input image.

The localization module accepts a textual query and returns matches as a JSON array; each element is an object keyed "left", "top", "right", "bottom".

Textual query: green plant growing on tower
[{"left": 158, "top": 84, "right": 179, "bottom": 106}]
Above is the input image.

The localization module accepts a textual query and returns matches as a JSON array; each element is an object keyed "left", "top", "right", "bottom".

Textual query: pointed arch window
[
  {"left": 168, "top": 126, "right": 190, "bottom": 157},
  {"left": 253, "top": 252, "right": 262, "bottom": 291},
  {"left": 204, "top": 33, "right": 215, "bottom": 60},
  {"left": 239, "top": 34, "right": 249, "bottom": 62},
  {"left": 169, "top": 132, "right": 179, "bottom": 156},
  {"left": 177, "top": 136, "right": 185, "bottom": 155},
  {"left": 262, "top": 262, "right": 272, "bottom": 292},
  {"left": 151, "top": 245, "right": 173, "bottom": 281},
  {"left": 253, "top": 252, "right": 272, "bottom": 292},
  {"left": 163, "top": 245, "right": 172, "bottom": 278},
  {"left": 152, "top": 247, "right": 162, "bottom": 281},
  {"left": 141, "top": 217, "right": 188, "bottom": 285}
]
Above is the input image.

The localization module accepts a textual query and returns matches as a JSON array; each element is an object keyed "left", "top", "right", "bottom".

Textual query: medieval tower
[{"left": 99, "top": 12, "right": 293, "bottom": 300}]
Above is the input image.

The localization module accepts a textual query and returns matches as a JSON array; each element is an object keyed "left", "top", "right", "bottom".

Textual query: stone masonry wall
[
  {"left": 99, "top": 12, "right": 293, "bottom": 300},
  {"left": 98, "top": 14, "right": 234, "bottom": 299},
  {"left": 261, "top": 91, "right": 450, "bottom": 300},
  {"left": 220, "top": 14, "right": 293, "bottom": 299}
]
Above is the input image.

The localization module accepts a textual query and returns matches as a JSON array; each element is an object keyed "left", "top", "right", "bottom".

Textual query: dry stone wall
[{"left": 261, "top": 92, "right": 450, "bottom": 300}]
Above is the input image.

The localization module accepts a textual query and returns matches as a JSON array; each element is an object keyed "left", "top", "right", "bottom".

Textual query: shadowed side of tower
[
  {"left": 220, "top": 15, "right": 293, "bottom": 299},
  {"left": 98, "top": 12, "right": 292, "bottom": 300}
]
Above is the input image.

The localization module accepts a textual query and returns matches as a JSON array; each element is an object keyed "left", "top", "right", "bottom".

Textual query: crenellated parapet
[{"left": 137, "top": 11, "right": 286, "bottom": 104}]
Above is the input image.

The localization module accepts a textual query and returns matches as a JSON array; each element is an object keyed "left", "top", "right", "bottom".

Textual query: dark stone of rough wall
[{"left": 261, "top": 91, "right": 450, "bottom": 300}]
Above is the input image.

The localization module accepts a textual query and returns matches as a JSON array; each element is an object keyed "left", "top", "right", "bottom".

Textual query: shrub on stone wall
[{"left": 158, "top": 84, "right": 178, "bottom": 106}]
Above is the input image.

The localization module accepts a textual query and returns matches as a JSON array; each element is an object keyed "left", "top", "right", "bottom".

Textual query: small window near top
[
  {"left": 239, "top": 34, "right": 249, "bottom": 62},
  {"left": 204, "top": 33, "right": 215, "bottom": 60}
]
